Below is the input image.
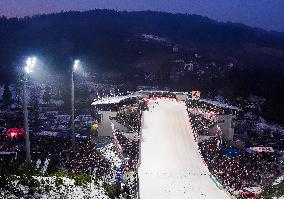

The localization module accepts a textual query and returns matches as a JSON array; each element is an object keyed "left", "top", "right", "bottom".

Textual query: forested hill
[
  {"left": 0, "top": 9, "right": 284, "bottom": 124},
  {"left": 0, "top": 9, "right": 284, "bottom": 73}
]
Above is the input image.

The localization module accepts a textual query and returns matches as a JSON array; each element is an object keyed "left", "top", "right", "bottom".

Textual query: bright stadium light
[
  {"left": 23, "top": 56, "right": 37, "bottom": 162},
  {"left": 71, "top": 59, "right": 82, "bottom": 151},
  {"left": 73, "top": 59, "right": 80, "bottom": 72},
  {"left": 25, "top": 56, "right": 37, "bottom": 74}
]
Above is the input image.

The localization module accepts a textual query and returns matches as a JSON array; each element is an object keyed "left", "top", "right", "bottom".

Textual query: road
[{"left": 138, "top": 98, "right": 229, "bottom": 199}]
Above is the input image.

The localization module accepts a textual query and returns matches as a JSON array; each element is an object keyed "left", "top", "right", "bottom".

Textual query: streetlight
[
  {"left": 71, "top": 59, "right": 80, "bottom": 151},
  {"left": 23, "top": 56, "right": 37, "bottom": 161}
]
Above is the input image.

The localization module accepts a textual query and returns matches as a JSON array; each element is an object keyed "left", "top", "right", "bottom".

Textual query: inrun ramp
[{"left": 138, "top": 99, "right": 229, "bottom": 199}]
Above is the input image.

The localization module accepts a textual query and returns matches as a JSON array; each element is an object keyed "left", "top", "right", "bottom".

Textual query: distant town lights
[
  {"left": 73, "top": 59, "right": 80, "bottom": 71},
  {"left": 25, "top": 56, "right": 37, "bottom": 74}
]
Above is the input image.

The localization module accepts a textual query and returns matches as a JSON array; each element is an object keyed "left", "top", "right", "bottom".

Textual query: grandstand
[
  {"left": 91, "top": 95, "right": 138, "bottom": 136},
  {"left": 91, "top": 92, "right": 239, "bottom": 141},
  {"left": 91, "top": 91, "right": 188, "bottom": 137},
  {"left": 187, "top": 98, "right": 239, "bottom": 141}
]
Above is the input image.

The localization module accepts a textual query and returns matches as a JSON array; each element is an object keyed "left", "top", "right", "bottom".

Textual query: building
[
  {"left": 91, "top": 96, "right": 137, "bottom": 137},
  {"left": 173, "top": 47, "right": 179, "bottom": 53}
]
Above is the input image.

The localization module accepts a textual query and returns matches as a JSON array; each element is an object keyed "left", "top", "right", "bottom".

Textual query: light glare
[
  {"left": 25, "top": 56, "right": 37, "bottom": 74},
  {"left": 73, "top": 59, "right": 80, "bottom": 71}
]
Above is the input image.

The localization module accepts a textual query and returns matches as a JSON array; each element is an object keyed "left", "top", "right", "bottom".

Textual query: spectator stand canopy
[
  {"left": 135, "top": 90, "right": 188, "bottom": 101},
  {"left": 199, "top": 99, "right": 240, "bottom": 113},
  {"left": 91, "top": 95, "right": 139, "bottom": 108},
  {"left": 188, "top": 98, "right": 240, "bottom": 115}
]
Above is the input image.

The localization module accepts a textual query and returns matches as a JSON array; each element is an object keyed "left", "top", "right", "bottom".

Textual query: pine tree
[
  {"left": 59, "top": 84, "right": 71, "bottom": 112},
  {"left": 30, "top": 85, "right": 40, "bottom": 131},
  {"left": 43, "top": 85, "right": 52, "bottom": 105},
  {"left": 2, "top": 84, "right": 12, "bottom": 107}
]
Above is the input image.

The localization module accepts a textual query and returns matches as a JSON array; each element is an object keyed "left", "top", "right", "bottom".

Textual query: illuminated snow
[{"left": 138, "top": 98, "right": 229, "bottom": 199}]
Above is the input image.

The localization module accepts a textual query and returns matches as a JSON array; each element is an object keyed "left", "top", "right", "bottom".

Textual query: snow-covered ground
[
  {"left": 98, "top": 142, "right": 122, "bottom": 166},
  {"left": 140, "top": 34, "right": 168, "bottom": 43},
  {"left": 1, "top": 176, "right": 110, "bottom": 199},
  {"left": 274, "top": 175, "right": 284, "bottom": 186},
  {"left": 138, "top": 99, "right": 229, "bottom": 199},
  {"left": 33, "top": 177, "right": 110, "bottom": 199}
]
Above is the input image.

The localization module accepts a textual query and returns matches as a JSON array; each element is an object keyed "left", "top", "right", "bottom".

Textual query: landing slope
[{"left": 138, "top": 99, "right": 228, "bottom": 199}]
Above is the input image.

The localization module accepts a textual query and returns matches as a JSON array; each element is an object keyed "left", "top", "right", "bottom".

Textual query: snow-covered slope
[{"left": 138, "top": 99, "right": 229, "bottom": 199}]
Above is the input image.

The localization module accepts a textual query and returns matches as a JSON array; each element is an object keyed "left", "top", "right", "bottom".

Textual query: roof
[
  {"left": 137, "top": 90, "right": 188, "bottom": 95},
  {"left": 91, "top": 95, "right": 137, "bottom": 106},
  {"left": 199, "top": 99, "right": 240, "bottom": 111}
]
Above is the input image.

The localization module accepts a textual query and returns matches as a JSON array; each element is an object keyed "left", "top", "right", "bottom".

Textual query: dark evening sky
[{"left": 0, "top": 0, "right": 284, "bottom": 32}]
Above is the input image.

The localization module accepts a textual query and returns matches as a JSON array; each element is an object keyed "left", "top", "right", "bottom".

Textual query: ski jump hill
[{"left": 138, "top": 97, "right": 230, "bottom": 199}]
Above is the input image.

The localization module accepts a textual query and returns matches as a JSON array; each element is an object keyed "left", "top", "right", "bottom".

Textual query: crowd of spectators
[
  {"left": 116, "top": 103, "right": 141, "bottom": 134},
  {"left": 30, "top": 135, "right": 112, "bottom": 180},
  {"left": 187, "top": 100, "right": 225, "bottom": 116},
  {"left": 112, "top": 101, "right": 142, "bottom": 198},
  {"left": 112, "top": 131, "right": 140, "bottom": 198},
  {"left": 187, "top": 102, "right": 282, "bottom": 197},
  {"left": 189, "top": 113, "right": 216, "bottom": 136},
  {"left": 113, "top": 132, "right": 139, "bottom": 169},
  {"left": 199, "top": 137, "right": 280, "bottom": 196}
]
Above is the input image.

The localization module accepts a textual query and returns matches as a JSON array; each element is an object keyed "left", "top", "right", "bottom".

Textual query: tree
[
  {"left": 75, "top": 85, "right": 91, "bottom": 114},
  {"left": 59, "top": 84, "right": 71, "bottom": 113},
  {"left": 75, "top": 85, "right": 89, "bottom": 103},
  {"left": 2, "top": 84, "right": 12, "bottom": 107},
  {"left": 43, "top": 85, "right": 52, "bottom": 105},
  {"left": 30, "top": 85, "right": 40, "bottom": 131}
]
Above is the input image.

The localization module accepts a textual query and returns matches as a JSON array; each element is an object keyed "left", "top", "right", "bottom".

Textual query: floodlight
[{"left": 73, "top": 59, "right": 80, "bottom": 71}]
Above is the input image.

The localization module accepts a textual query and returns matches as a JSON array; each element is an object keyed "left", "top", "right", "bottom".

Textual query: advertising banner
[{"left": 191, "top": 91, "right": 201, "bottom": 100}]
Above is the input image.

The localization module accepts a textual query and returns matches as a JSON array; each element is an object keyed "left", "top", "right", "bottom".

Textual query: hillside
[{"left": 0, "top": 9, "right": 284, "bottom": 124}]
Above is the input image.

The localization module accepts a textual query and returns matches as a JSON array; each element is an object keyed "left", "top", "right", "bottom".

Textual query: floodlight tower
[
  {"left": 23, "top": 56, "right": 37, "bottom": 161},
  {"left": 71, "top": 59, "right": 80, "bottom": 151}
]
